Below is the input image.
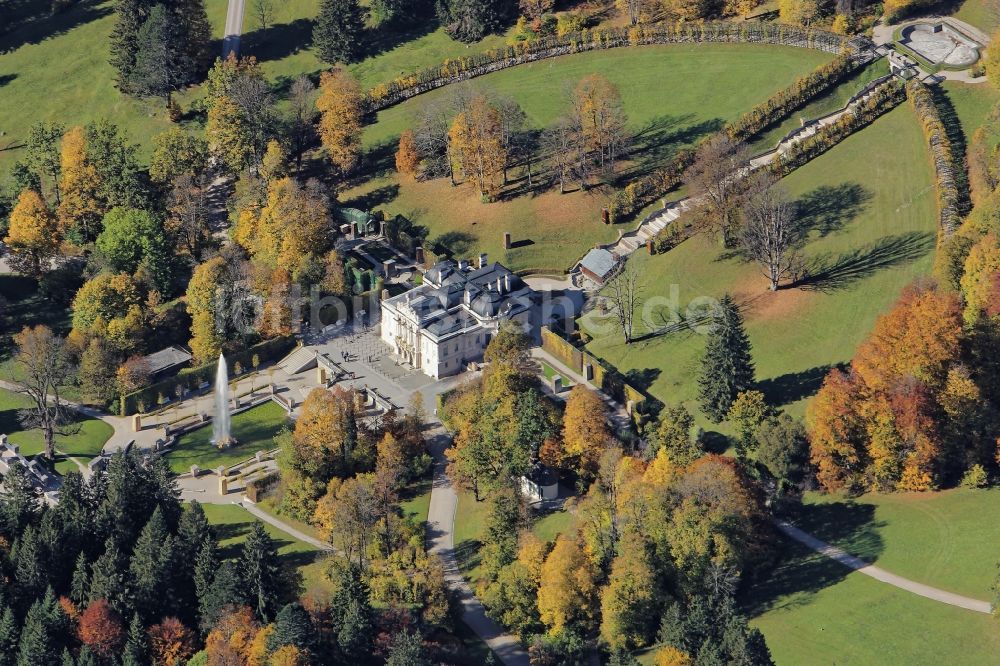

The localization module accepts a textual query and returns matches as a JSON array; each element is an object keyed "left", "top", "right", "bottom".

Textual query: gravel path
[
  {"left": 425, "top": 424, "right": 531, "bottom": 666},
  {"left": 775, "top": 519, "right": 992, "bottom": 614}
]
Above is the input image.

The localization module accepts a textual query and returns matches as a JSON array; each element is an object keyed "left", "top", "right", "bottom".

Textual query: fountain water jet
[{"left": 213, "top": 353, "right": 234, "bottom": 449}]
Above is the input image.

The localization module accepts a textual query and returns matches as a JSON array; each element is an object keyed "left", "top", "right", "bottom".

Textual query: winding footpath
[
  {"left": 425, "top": 424, "right": 531, "bottom": 666},
  {"left": 775, "top": 519, "right": 992, "bottom": 614}
]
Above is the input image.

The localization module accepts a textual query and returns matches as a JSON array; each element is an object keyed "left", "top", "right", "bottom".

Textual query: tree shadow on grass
[
  {"left": 757, "top": 364, "right": 844, "bottom": 409},
  {"left": 431, "top": 231, "right": 476, "bottom": 258},
  {"left": 624, "top": 368, "right": 661, "bottom": 392},
  {"left": 243, "top": 19, "right": 315, "bottom": 65},
  {"left": 793, "top": 183, "right": 873, "bottom": 239},
  {"left": 363, "top": 16, "right": 442, "bottom": 61},
  {"left": 797, "top": 232, "right": 935, "bottom": 293},
  {"left": 453, "top": 539, "right": 482, "bottom": 577},
  {"left": 0, "top": 73, "right": 15, "bottom": 88},
  {"left": 743, "top": 502, "right": 883, "bottom": 616},
  {"left": 0, "top": 0, "right": 113, "bottom": 54},
  {"left": 345, "top": 184, "right": 400, "bottom": 211},
  {"left": 620, "top": 115, "right": 725, "bottom": 182}
]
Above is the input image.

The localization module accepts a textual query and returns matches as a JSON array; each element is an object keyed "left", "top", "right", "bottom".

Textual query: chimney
[
  {"left": 497, "top": 277, "right": 503, "bottom": 294},
  {"left": 504, "top": 274, "right": 511, "bottom": 293},
  {"left": 459, "top": 259, "right": 469, "bottom": 272},
  {"left": 479, "top": 253, "right": 488, "bottom": 269}
]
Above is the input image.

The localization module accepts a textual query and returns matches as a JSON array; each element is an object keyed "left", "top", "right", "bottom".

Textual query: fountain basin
[{"left": 898, "top": 22, "right": 982, "bottom": 68}]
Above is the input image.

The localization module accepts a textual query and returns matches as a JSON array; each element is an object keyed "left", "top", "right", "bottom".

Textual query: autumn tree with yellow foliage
[
  {"left": 186, "top": 257, "right": 229, "bottom": 364},
  {"left": 809, "top": 283, "right": 997, "bottom": 492},
  {"left": 57, "top": 126, "right": 103, "bottom": 241},
  {"left": 448, "top": 95, "right": 507, "bottom": 200},
  {"left": 316, "top": 69, "right": 363, "bottom": 174},
  {"left": 4, "top": 189, "right": 62, "bottom": 277},
  {"left": 561, "top": 385, "right": 611, "bottom": 481},
  {"left": 233, "top": 177, "right": 331, "bottom": 282},
  {"left": 536, "top": 532, "right": 599, "bottom": 635},
  {"left": 395, "top": 128, "right": 421, "bottom": 177}
]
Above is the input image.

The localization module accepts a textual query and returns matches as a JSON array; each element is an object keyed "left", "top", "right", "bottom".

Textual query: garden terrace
[
  {"left": 348, "top": 43, "right": 836, "bottom": 273},
  {"left": 581, "top": 103, "right": 937, "bottom": 430}
]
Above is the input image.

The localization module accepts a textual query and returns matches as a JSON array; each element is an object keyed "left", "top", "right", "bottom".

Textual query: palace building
[{"left": 380, "top": 256, "right": 535, "bottom": 378}]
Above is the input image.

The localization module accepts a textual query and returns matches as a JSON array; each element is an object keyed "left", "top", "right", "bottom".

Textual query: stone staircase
[{"left": 605, "top": 71, "right": 894, "bottom": 261}]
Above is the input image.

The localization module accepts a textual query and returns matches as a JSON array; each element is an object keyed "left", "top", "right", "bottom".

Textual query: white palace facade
[{"left": 380, "top": 256, "right": 535, "bottom": 378}]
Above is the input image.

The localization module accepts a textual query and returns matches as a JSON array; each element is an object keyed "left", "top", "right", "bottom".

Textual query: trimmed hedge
[
  {"left": 246, "top": 470, "right": 280, "bottom": 503},
  {"left": 119, "top": 336, "right": 297, "bottom": 416},
  {"left": 906, "top": 80, "right": 963, "bottom": 237},
  {"left": 540, "top": 325, "right": 648, "bottom": 420},
  {"left": 365, "top": 21, "right": 851, "bottom": 112},
  {"left": 606, "top": 51, "right": 862, "bottom": 225}
]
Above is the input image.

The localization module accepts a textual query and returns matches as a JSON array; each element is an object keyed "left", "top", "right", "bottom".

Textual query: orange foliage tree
[
  {"left": 148, "top": 617, "right": 196, "bottom": 666},
  {"left": 810, "top": 284, "right": 968, "bottom": 492},
  {"left": 395, "top": 129, "right": 420, "bottom": 177},
  {"left": 78, "top": 599, "right": 126, "bottom": 660}
]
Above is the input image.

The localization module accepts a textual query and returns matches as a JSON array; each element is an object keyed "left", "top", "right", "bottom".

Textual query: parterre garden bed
[{"left": 165, "top": 401, "right": 288, "bottom": 474}]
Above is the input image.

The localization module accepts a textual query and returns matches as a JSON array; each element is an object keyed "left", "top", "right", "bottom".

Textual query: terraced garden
[{"left": 582, "top": 103, "right": 938, "bottom": 428}]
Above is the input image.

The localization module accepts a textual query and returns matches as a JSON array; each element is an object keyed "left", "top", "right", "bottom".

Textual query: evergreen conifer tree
[
  {"left": 59, "top": 649, "right": 74, "bottom": 666},
  {"left": 70, "top": 552, "right": 90, "bottom": 606},
  {"left": 130, "top": 5, "right": 188, "bottom": 102},
  {"left": 13, "top": 526, "right": 47, "bottom": 603},
  {"left": 697, "top": 294, "right": 755, "bottom": 422},
  {"left": 0, "top": 603, "right": 19, "bottom": 666},
  {"left": 88, "top": 538, "right": 131, "bottom": 616},
  {"left": 314, "top": 0, "right": 366, "bottom": 64},
  {"left": 75, "top": 647, "right": 96, "bottom": 666},
  {"left": 198, "top": 562, "right": 243, "bottom": 634},
  {"left": 239, "top": 522, "right": 282, "bottom": 623},
  {"left": 385, "top": 630, "right": 429, "bottom": 666},
  {"left": 121, "top": 613, "right": 148, "bottom": 666},
  {"left": 15, "top": 588, "right": 64, "bottom": 666},
  {"left": 130, "top": 507, "right": 177, "bottom": 622},
  {"left": 266, "top": 602, "right": 315, "bottom": 654},
  {"left": 109, "top": 0, "right": 152, "bottom": 92}
]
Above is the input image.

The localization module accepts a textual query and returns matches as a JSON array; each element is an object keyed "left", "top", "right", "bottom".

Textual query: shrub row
[
  {"left": 246, "top": 470, "right": 281, "bottom": 503},
  {"left": 365, "top": 21, "right": 851, "bottom": 112},
  {"left": 906, "top": 80, "right": 963, "bottom": 237},
  {"left": 606, "top": 51, "right": 863, "bottom": 225},
  {"left": 119, "top": 336, "right": 297, "bottom": 416}
]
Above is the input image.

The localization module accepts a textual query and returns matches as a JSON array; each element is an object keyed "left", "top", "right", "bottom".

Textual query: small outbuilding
[
  {"left": 577, "top": 248, "right": 619, "bottom": 285},
  {"left": 519, "top": 464, "right": 559, "bottom": 503},
  {"left": 143, "top": 346, "right": 193, "bottom": 381}
]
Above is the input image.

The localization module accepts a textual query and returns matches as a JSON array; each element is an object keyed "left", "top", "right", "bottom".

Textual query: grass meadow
[{"left": 347, "top": 43, "right": 832, "bottom": 272}]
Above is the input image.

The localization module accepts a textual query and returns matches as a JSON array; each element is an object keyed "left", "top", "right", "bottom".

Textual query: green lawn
[
  {"left": 746, "top": 535, "right": 1000, "bottom": 665},
  {"left": 0, "top": 387, "right": 112, "bottom": 458},
  {"left": 349, "top": 43, "right": 832, "bottom": 273},
  {"left": 790, "top": 488, "right": 1000, "bottom": 600},
  {"left": 0, "top": 0, "right": 510, "bottom": 180},
  {"left": 400, "top": 476, "right": 432, "bottom": 524},
  {"left": 166, "top": 401, "right": 288, "bottom": 473},
  {"left": 951, "top": 0, "right": 1000, "bottom": 33},
  {"left": 199, "top": 502, "right": 333, "bottom": 595},
  {"left": 939, "top": 80, "right": 1000, "bottom": 148},
  {"left": 454, "top": 489, "right": 575, "bottom": 587},
  {"left": 582, "top": 103, "right": 938, "bottom": 432}
]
